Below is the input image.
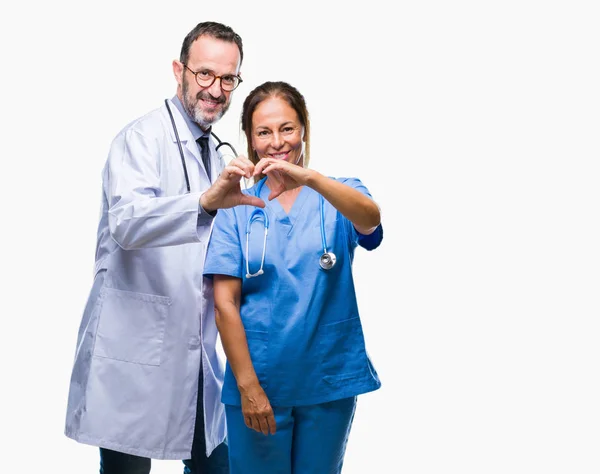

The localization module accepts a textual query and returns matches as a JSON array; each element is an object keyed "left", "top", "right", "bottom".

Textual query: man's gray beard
[{"left": 182, "top": 79, "right": 230, "bottom": 129}]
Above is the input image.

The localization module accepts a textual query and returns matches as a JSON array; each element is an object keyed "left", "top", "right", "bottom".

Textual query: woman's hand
[
  {"left": 254, "top": 158, "right": 314, "bottom": 200},
  {"left": 239, "top": 381, "right": 276, "bottom": 435}
]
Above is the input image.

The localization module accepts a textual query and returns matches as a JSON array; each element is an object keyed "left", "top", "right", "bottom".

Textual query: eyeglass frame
[{"left": 183, "top": 64, "right": 243, "bottom": 92}]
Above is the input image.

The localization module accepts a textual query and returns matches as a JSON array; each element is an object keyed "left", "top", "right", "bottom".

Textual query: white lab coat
[{"left": 64, "top": 99, "right": 227, "bottom": 459}]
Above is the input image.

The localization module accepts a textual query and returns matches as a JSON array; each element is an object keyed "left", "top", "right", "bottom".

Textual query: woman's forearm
[
  {"left": 306, "top": 172, "right": 381, "bottom": 235},
  {"left": 214, "top": 276, "right": 261, "bottom": 392}
]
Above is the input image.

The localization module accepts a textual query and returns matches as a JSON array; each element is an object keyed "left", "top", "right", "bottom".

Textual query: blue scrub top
[{"left": 204, "top": 177, "right": 383, "bottom": 407}]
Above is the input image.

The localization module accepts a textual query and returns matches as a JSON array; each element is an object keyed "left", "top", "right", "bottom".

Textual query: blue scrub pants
[{"left": 225, "top": 397, "right": 357, "bottom": 474}]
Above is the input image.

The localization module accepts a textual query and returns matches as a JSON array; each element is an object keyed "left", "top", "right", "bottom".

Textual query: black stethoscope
[{"left": 164, "top": 98, "right": 238, "bottom": 193}]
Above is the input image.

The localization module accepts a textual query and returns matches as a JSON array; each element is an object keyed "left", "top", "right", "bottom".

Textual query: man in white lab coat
[{"left": 64, "top": 21, "right": 264, "bottom": 474}]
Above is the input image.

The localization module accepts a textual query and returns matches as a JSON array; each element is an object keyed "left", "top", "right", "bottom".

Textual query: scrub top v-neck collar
[{"left": 258, "top": 181, "right": 311, "bottom": 233}]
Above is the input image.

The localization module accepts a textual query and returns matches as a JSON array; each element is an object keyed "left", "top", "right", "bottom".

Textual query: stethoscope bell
[{"left": 319, "top": 252, "right": 336, "bottom": 270}]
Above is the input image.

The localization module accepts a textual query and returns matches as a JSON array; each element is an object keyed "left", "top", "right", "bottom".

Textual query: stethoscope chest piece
[{"left": 319, "top": 252, "right": 337, "bottom": 270}]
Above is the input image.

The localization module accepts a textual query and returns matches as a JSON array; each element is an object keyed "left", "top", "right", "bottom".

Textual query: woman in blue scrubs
[{"left": 203, "top": 81, "right": 383, "bottom": 473}]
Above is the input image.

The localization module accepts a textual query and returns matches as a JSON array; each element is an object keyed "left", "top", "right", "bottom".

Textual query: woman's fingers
[
  {"left": 268, "top": 187, "right": 284, "bottom": 201},
  {"left": 254, "top": 407, "right": 276, "bottom": 435},
  {"left": 267, "top": 411, "right": 277, "bottom": 435},
  {"left": 257, "top": 416, "right": 270, "bottom": 436},
  {"left": 261, "top": 164, "right": 279, "bottom": 175},
  {"left": 239, "top": 194, "right": 266, "bottom": 208},
  {"left": 241, "top": 386, "right": 276, "bottom": 435},
  {"left": 254, "top": 158, "right": 291, "bottom": 176},
  {"left": 242, "top": 406, "right": 276, "bottom": 435},
  {"left": 253, "top": 158, "right": 273, "bottom": 176}
]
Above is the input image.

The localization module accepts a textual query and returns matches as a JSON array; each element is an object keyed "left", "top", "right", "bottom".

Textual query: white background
[{"left": 1, "top": 1, "right": 599, "bottom": 473}]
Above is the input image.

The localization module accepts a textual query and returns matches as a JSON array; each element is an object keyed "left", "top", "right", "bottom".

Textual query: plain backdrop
[{"left": 1, "top": 1, "right": 599, "bottom": 473}]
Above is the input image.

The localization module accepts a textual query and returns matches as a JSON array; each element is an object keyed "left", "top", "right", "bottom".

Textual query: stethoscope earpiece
[{"left": 245, "top": 269, "right": 264, "bottom": 278}]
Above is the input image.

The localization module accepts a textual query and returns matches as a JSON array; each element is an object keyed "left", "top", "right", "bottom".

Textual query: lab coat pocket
[
  {"left": 245, "top": 329, "right": 268, "bottom": 383},
  {"left": 94, "top": 287, "right": 171, "bottom": 366},
  {"left": 318, "top": 316, "right": 366, "bottom": 379}
]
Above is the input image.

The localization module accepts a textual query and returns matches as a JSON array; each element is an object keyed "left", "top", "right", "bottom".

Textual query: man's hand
[{"left": 200, "top": 156, "right": 265, "bottom": 212}]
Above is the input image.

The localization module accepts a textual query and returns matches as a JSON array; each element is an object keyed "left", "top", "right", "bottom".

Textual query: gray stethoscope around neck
[
  {"left": 246, "top": 177, "right": 337, "bottom": 278},
  {"left": 164, "top": 98, "right": 238, "bottom": 193}
]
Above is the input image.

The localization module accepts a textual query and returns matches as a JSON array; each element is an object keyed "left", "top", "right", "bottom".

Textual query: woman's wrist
[
  {"left": 237, "top": 374, "right": 261, "bottom": 393},
  {"left": 304, "top": 169, "right": 323, "bottom": 189}
]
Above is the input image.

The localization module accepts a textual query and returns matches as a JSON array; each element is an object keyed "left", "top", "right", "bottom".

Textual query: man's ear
[{"left": 172, "top": 60, "right": 184, "bottom": 86}]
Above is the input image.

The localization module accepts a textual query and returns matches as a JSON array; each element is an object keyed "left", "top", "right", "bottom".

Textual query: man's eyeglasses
[{"left": 184, "top": 64, "right": 242, "bottom": 92}]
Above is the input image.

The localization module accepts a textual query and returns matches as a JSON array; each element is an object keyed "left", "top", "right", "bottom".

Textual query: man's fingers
[
  {"left": 223, "top": 166, "right": 245, "bottom": 179},
  {"left": 230, "top": 157, "right": 255, "bottom": 178}
]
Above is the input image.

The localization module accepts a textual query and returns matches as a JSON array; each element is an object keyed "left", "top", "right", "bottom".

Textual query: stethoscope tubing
[
  {"left": 164, "top": 98, "right": 238, "bottom": 193},
  {"left": 245, "top": 178, "right": 335, "bottom": 277}
]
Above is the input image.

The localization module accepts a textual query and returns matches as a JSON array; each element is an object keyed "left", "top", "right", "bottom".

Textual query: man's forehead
[{"left": 188, "top": 36, "right": 241, "bottom": 71}]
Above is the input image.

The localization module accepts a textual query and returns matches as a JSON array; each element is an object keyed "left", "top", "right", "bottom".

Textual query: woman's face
[{"left": 251, "top": 96, "right": 304, "bottom": 166}]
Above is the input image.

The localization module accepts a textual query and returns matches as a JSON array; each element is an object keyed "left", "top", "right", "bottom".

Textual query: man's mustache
[{"left": 196, "top": 91, "right": 225, "bottom": 104}]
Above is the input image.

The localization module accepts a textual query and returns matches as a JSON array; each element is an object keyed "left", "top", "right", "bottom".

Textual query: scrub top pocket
[
  {"left": 93, "top": 287, "right": 171, "bottom": 366},
  {"left": 318, "top": 316, "right": 367, "bottom": 379}
]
